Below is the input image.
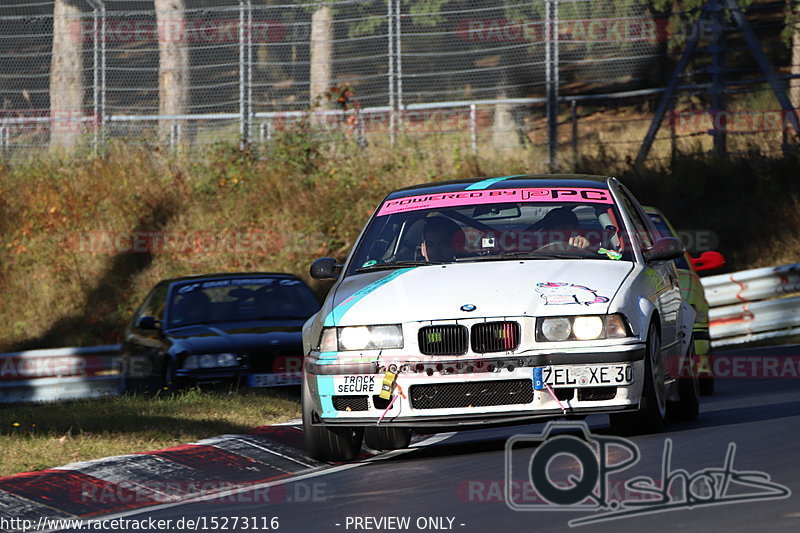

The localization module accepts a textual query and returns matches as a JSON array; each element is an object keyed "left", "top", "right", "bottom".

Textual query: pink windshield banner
[{"left": 376, "top": 187, "right": 614, "bottom": 217}]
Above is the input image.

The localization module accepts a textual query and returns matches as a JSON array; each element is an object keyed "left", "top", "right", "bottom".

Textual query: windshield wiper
[{"left": 355, "top": 260, "right": 431, "bottom": 272}]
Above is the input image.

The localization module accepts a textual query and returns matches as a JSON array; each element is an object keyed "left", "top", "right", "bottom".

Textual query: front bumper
[{"left": 304, "top": 343, "right": 646, "bottom": 428}]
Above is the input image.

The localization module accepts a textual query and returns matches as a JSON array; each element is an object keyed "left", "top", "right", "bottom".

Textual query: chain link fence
[{"left": 0, "top": 0, "right": 797, "bottom": 164}]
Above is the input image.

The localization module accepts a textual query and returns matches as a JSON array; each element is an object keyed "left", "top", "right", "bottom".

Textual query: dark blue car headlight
[{"left": 182, "top": 353, "right": 240, "bottom": 369}]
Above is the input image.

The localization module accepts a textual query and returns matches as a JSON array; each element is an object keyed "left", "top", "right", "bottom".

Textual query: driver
[
  {"left": 421, "top": 216, "right": 466, "bottom": 262},
  {"left": 536, "top": 207, "right": 590, "bottom": 249}
]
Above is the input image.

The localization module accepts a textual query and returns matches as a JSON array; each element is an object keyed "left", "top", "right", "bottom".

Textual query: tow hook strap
[{"left": 544, "top": 383, "right": 567, "bottom": 414}]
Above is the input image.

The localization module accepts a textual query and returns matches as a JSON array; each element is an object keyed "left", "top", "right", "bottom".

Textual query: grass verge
[{"left": 0, "top": 387, "right": 300, "bottom": 477}]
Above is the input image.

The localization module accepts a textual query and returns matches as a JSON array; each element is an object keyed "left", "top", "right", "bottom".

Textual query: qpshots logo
[{"left": 504, "top": 421, "right": 790, "bottom": 527}]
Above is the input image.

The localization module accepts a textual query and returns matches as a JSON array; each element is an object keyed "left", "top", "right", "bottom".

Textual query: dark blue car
[{"left": 121, "top": 272, "right": 321, "bottom": 393}]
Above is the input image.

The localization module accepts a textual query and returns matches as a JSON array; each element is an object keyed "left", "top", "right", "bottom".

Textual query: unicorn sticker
[{"left": 536, "top": 282, "right": 610, "bottom": 305}]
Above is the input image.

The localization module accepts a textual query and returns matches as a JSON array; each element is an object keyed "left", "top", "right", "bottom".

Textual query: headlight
[
  {"left": 540, "top": 317, "right": 571, "bottom": 341},
  {"left": 572, "top": 316, "right": 604, "bottom": 340},
  {"left": 537, "top": 314, "right": 631, "bottom": 342},
  {"left": 216, "top": 353, "right": 239, "bottom": 367},
  {"left": 319, "top": 325, "right": 404, "bottom": 351}
]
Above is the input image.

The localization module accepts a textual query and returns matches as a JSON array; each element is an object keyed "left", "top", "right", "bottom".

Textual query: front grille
[
  {"left": 578, "top": 387, "right": 617, "bottom": 401},
  {"left": 418, "top": 325, "right": 468, "bottom": 356},
  {"left": 333, "top": 395, "right": 369, "bottom": 411},
  {"left": 409, "top": 379, "right": 533, "bottom": 409},
  {"left": 471, "top": 321, "right": 521, "bottom": 353}
]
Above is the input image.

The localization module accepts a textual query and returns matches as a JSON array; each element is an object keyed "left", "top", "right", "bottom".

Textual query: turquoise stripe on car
[
  {"left": 322, "top": 268, "right": 415, "bottom": 328},
  {"left": 465, "top": 175, "right": 526, "bottom": 190},
  {"left": 317, "top": 375, "right": 337, "bottom": 418}
]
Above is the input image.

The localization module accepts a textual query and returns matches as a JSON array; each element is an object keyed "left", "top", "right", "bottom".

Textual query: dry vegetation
[{"left": 0, "top": 119, "right": 798, "bottom": 352}]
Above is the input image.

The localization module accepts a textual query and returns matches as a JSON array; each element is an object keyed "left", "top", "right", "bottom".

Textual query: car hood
[
  {"left": 324, "top": 260, "right": 634, "bottom": 326},
  {"left": 164, "top": 320, "right": 304, "bottom": 353}
]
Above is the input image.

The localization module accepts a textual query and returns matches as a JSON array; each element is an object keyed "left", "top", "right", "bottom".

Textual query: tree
[
  {"left": 310, "top": 4, "right": 333, "bottom": 104},
  {"left": 50, "top": 0, "right": 84, "bottom": 149},
  {"left": 155, "top": 0, "right": 188, "bottom": 142}
]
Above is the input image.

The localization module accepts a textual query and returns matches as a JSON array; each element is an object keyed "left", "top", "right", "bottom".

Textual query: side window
[
  {"left": 617, "top": 191, "right": 654, "bottom": 250},
  {"left": 133, "top": 285, "right": 168, "bottom": 326}
]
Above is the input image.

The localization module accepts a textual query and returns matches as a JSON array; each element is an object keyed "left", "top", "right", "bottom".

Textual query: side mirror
[
  {"left": 310, "top": 257, "right": 342, "bottom": 280},
  {"left": 690, "top": 251, "right": 726, "bottom": 272},
  {"left": 137, "top": 315, "right": 161, "bottom": 330},
  {"left": 644, "top": 237, "right": 684, "bottom": 262}
]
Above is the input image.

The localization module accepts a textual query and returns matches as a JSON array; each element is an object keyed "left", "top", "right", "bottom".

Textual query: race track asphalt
[{"left": 54, "top": 343, "right": 800, "bottom": 533}]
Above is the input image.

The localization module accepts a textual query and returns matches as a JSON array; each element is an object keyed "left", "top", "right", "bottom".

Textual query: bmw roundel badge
[{"left": 460, "top": 304, "right": 477, "bottom": 312}]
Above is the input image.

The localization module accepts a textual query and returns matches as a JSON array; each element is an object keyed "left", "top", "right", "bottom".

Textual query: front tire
[
  {"left": 364, "top": 426, "right": 412, "bottom": 451},
  {"left": 610, "top": 322, "right": 666, "bottom": 435},
  {"left": 302, "top": 377, "right": 364, "bottom": 462}
]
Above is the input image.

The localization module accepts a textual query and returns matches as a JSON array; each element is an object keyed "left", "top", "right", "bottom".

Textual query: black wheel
[
  {"left": 302, "top": 378, "right": 364, "bottom": 462},
  {"left": 610, "top": 322, "right": 666, "bottom": 436},
  {"left": 699, "top": 377, "right": 715, "bottom": 396},
  {"left": 668, "top": 339, "right": 700, "bottom": 421},
  {"left": 158, "top": 358, "right": 187, "bottom": 394},
  {"left": 364, "top": 426, "right": 412, "bottom": 451},
  {"left": 698, "top": 351, "right": 715, "bottom": 396}
]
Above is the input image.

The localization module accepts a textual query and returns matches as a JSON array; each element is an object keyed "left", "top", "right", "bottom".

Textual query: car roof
[
  {"left": 385, "top": 174, "right": 613, "bottom": 200},
  {"left": 157, "top": 272, "right": 304, "bottom": 286}
]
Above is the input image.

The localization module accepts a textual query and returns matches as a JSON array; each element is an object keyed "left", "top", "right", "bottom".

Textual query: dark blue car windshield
[{"left": 167, "top": 278, "right": 319, "bottom": 328}]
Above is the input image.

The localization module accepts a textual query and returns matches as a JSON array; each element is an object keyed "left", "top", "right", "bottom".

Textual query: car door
[
  {"left": 617, "top": 189, "right": 683, "bottom": 363},
  {"left": 124, "top": 283, "right": 169, "bottom": 387}
]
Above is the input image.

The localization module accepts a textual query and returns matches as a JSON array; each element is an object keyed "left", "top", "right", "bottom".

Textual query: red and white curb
[
  {"left": 0, "top": 423, "right": 324, "bottom": 531},
  {"left": 0, "top": 421, "right": 452, "bottom": 532}
]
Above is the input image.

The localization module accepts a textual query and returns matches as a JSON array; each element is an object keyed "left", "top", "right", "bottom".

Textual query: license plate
[
  {"left": 332, "top": 375, "right": 378, "bottom": 395},
  {"left": 539, "top": 364, "right": 633, "bottom": 388},
  {"left": 247, "top": 372, "right": 301, "bottom": 388}
]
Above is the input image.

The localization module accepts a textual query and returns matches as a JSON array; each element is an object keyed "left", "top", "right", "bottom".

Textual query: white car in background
[{"left": 301, "top": 175, "right": 699, "bottom": 461}]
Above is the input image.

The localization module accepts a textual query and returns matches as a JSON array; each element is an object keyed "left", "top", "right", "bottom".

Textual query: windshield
[
  {"left": 167, "top": 277, "right": 320, "bottom": 328},
  {"left": 347, "top": 187, "right": 633, "bottom": 276}
]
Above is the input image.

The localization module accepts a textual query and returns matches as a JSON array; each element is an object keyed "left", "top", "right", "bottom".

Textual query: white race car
[{"left": 302, "top": 175, "right": 699, "bottom": 461}]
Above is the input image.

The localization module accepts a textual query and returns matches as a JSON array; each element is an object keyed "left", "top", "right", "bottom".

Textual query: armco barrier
[
  {"left": 702, "top": 263, "right": 800, "bottom": 347},
  {"left": 0, "top": 345, "right": 121, "bottom": 403}
]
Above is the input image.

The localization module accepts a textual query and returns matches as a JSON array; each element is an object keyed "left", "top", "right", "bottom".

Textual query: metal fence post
[
  {"left": 570, "top": 99, "right": 577, "bottom": 165},
  {"left": 86, "top": 0, "right": 106, "bottom": 152},
  {"left": 545, "top": 0, "right": 560, "bottom": 171},
  {"left": 396, "top": 0, "right": 403, "bottom": 132},
  {"left": 470, "top": 104, "right": 477, "bottom": 155},
  {"left": 239, "top": 0, "right": 252, "bottom": 149},
  {"left": 388, "top": 0, "right": 396, "bottom": 145},
  {"left": 710, "top": 0, "right": 726, "bottom": 157},
  {"left": 91, "top": 1, "right": 99, "bottom": 153}
]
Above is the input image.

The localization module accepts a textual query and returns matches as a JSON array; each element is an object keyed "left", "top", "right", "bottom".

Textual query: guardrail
[
  {"left": 702, "top": 263, "right": 800, "bottom": 347},
  {"left": 0, "top": 345, "right": 121, "bottom": 403}
]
